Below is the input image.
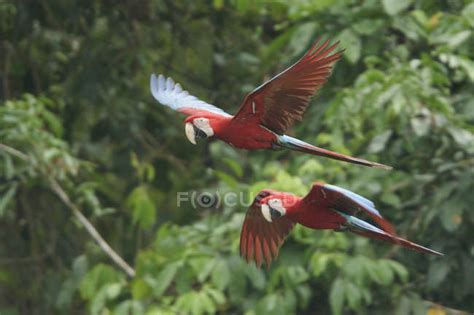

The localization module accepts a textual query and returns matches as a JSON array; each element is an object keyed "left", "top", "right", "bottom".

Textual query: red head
[
  {"left": 183, "top": 112, "right": 229, "bottom": 144},
  {"left": 253, "top": 189, "right": 300, "bottom": 222}
]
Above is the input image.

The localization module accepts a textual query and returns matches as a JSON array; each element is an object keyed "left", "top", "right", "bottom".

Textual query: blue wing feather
[{"left": 324, "top": 184, "right": 381, "bottom": 218}]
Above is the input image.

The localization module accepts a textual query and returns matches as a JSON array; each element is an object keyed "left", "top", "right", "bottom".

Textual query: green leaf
[
  {"left": 288, "top": 22, "right": 318, "bottom": 59},
  {"left": 383, "top": 0, "right": 413, "bottom": 16},
  {"left": 395, "top": 296, "right": 412, "bottom": 315},
  {"left": 304, "top": 0, "right": 333, "bottom": 12},
  {"left": 131, "top": 278, "right": 151, "bottom": 299},
  {"left": 446, "top": 30, "right": 472, "bottom": 48},
  {"left": 245, "top": 265, "right": 266, "bottom": 290},
  {"left": 0, "top": 183, "right": 17, "bottom": 217},
  {"left": 126, "top": 185, "right": 156, "bottom": 229},
  {"left": 370, "top": 260, "right": 394, "bottom": 285},
  {"left": 40, "top": 109, "right": 63, "bottom": 137},
  {"left": 198, "top": 290, "right": 216, "bottom": 314},
  {"left": 457, "top": 56, "right": 474, "bottom": 82},
  {"left": 310, "top": 253, "right": 332, "bottom": 276},
  {"left": 2, "top": 153, "right": 14, "bottom": 180},
  {"left": 343, "top": 256, "right": 368, "bottom": 286},
  {"left": 189, "top": 256, "right": 212, "bottom": 280},
  {"left": 205, "top": 286, "right": 226, "bottom": 305},
  {"left": 211, "top": 259, "right": 230, "bottom": 291},
  {"left": 213, "top": 0, "right": 224, "bottom": 10},
  {"left": 57, "top": 255, "right": 89, "bottom": 309},
  {"left": 338, "top": 29, "right": 361, "bottom": 64},
  {"left": 384, "top": 260, "right": 409, "bottom": 282},
  {"left": 345, "top": 282, "right": 362, "bottom": 309},
  {"left": 175, "top": 290, "right": 215, "bottom": 315},
  {"left": 368, "top": 130, "right": 392, "bottom": 153},
  {"left": 146, "top": 262, "right": 180, "bottom": 298},
  {"left": 353, "top": 19, "right": 385, "bottom": 35},
  {"left": 79, "top": 264, "right": 123, "bottom": 299},
  {"left": 197, "top": 258, "right": 217, "bottom": 283},
  {"left": 297, "top": 159, "right": 324, "bottom": 177},
  {"left": 329, "top": 278, "right": 345, "bottom": 315},
  {"left": 380, "top": 192, "right": 401, "bottom": 207},
  {"left": 89, "top": 286, "right": 108, "bottom": 315},
  {"left": 463, "top": 3, "right": 474, "bottom": 27},
  {"left": 228, "top": 264, "right": 247, "bottom": 300},
  {"left": 105, "top": 282, "right": 122, "bottom": 299},
  {"left": 261, "top": 27, "right": 296, "bottom": 64},
  {"left": 89, "top": 283, "right": 122, "bottom": 315},
  {"left": 222, "top": 158, "right": 243, "bottom": 177},
  {"left": 113, "top": 300, "right": 144, "bottom": 315},
  {"left": 440, "top": 200, "right": 463, "bottom": 232},
  {"left": 214, "top": 170, "right": 238, "bottom": 188},
  {"left": 448, "top": 126, "right": 474, "bottom": 149},
  {"left": 286, "top": 265, "right": 309, "bottom": 284}
]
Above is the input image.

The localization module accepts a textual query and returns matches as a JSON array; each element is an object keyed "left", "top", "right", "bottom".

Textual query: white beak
[
  {"left": 261, "top": 204, "right": 272, "bottom": 223},
  {"left": 185, "top": 122, "right": 196, "bottom": 145}
]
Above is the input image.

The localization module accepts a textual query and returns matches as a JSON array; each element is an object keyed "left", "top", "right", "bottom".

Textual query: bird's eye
[{"left": 255, "top": 191, "right": 270, "bottom": 203}]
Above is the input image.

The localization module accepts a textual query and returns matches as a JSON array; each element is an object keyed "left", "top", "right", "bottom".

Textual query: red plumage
[
  {"left": 240, "top": 183, "right": 443, "bottom": 268},
  {"left": 151, "top": 38, "right": 391, "bottom": 169}
]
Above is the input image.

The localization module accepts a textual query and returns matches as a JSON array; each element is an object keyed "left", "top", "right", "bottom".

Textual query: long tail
[
  {"left": 276, "top": 135, "right": 392, "bottom": 170},
  {"left": 338, "top": 211, "right": 443, "bottom": 256}
]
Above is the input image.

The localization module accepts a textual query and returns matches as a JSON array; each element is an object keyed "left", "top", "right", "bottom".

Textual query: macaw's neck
[
  {"left": 282, "top": 196, "right": 305, "bottom": 220},
  {"left": 208, "top": 115, "right": 233, "bottom": 135}
]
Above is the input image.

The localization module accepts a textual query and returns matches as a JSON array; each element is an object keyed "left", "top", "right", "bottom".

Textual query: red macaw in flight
[
  {"left": 240, "top": 182, "right": 443, "bottom": 268},
  {"left": 150, "top": 38, "right": 391, "bottom": 169}
]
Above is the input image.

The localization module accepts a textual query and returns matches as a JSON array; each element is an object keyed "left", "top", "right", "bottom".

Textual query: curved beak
[
  {"left": 261, "top": 204, "right": 272, "bottom": 223},
  {"left": 185, "top": 123, "right": 208, "bottom": 145},
  {"left": 185, "top": 122, "right": 197, "bottom": 145}
]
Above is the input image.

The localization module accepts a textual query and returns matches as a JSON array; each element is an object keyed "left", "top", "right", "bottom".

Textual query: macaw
[
  {"left": 240, "top": 182, "right": 443, "bottom": 268},
  {"left": 150, "top": 38, "right": 391, "bottom": 169}
]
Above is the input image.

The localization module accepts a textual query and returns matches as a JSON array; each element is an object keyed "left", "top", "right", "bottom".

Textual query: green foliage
[{"left": 1, "top": 0, "right": 473, "bottom": 314}]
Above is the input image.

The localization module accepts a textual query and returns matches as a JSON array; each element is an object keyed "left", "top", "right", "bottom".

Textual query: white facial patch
[
  {"left": 185, "top": 122, "right": 196, "bottom": 145},
  {"left": 193, "top": 118, "right": 214, "bottom": 137},
  {"left": 261, "top": 199, "right": 287, "bottom": 223},
  {"left": 268, "top": 199, "right": 286, "bottom": 216},
  {"left": 261, "top": 204, "right": 272, "bottom": 223}
]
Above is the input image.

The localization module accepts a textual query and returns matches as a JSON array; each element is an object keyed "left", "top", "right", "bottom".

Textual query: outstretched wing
[
  {"left": 231, "top": 38, "right": 343, "bottom": 134},
  {"left": 303, "top": 182, "right": 396, "bottom": 234},
  {"left": 150, "top": 74, "right": 231, "bottom": 117},
  {"left": 240, "top": 196, "right": 295, "bottom": 268}
]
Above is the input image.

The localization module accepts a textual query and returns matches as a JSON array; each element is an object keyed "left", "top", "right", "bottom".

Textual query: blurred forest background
[{"left": 1, "top": 0, "right": 474, "bottom": 314}]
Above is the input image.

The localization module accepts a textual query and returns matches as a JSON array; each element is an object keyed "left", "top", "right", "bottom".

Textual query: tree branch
[
  {"left": 0, "top": 143, "right": 30, "bottom": 161},
  {"left": 48, "top": 177, "right": 135, "bottom": 277},
  {"left": 0, "top": 143, "right": 136, "bottom": 277}
]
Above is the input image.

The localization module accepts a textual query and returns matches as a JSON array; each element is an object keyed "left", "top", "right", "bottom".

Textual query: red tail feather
[
  {"left": 351, "top": 230, "right": 443, "bottom": 256},
  {"left": 277, "top": 135, "right": 392, "bottom": 169}
]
